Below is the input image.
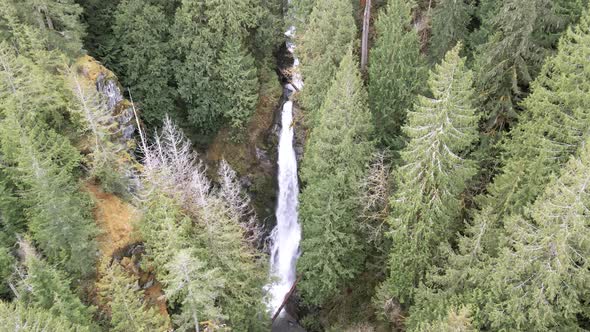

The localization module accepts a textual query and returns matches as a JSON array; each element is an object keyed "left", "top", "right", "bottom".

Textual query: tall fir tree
[
  {"left": 17, "top": 241, "right": 96, "bottom": 329},
  {"left": 0, "top": 301, "right": 91, "bottom": 332},
  {"left": 378, "top": 44, "right": 479, "bottom": 306},
  {"left": 481, "top": 137, "right": 590, "bottom": 331},
  {"left": 473, "top": 0, "right": 580, "bottom": 131},
  {"left": 97, "top": 261, "right": 169, "bottom": 332},
  {"left": 407, "top": 8, "right": 590, "bottom": 328},
  {"left": 368, "top": 0, "right": 426, "bottom": 151},
  {"left": 429, "top": 0, "right": 474, "bottom": 62},
  {"left": 0, "top": 0, "right": 85, "bottom": 55},
  {"left": 112, "top": 0, "right": 176, "bottom": 125},
  {"left": 298, "top": 49, "right": 375, "bottom": 305},
  {"left": 298, "top": 0, "right": 356, "bottom": 126},
  {"left": 216, "top": 37, "right": 259, "bottom": 130},
  {"left": 163, "top": 249, "right": 225, "bottom": 332}
]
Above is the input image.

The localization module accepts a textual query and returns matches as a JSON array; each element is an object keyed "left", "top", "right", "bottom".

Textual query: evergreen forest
[{"left": 0, "top": 0, "right": 589, "bottom": 331}]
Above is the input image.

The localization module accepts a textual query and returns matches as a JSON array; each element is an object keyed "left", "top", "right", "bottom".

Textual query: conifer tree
[
  {"left": 414, "top": 307, "right": 476, "bottom": 332},
  {"left": 97, "top": 261, "right": 169, "bottom": 332},
  {"left": 0, "top": 245, "right": 14, "bottom": 297},
  {"left": 216, "top": 37, "right": 259, "bottom": 130},
  {"left": 67, "top": 65, "right": 127, "bottom": 192},
  {"left": 368, "top": 0, "right": 426, "bottom": 150},
  {"left": 429, "top": 0, "right": 473, "bottom": 62},
  {"left": 298, "top": 0, "right": 356, "bottom": 125},
  {"left": 467, "top": 6, "right": 590, "bottom": 256},
  {"left": 139, "top": 119, "right": 268, "bottom": 330},
  {"left": 482, "top": 137, "right": 590, "bottom": 331},
  {"left": 1, "top": 0, "right": 85, "bottom": 55},
  {"left": 298, "top": 49, "right": 374, "bottom": 305},
  {"left": 378, "top": 44, "right": 479, "bottom": 305},
  {"left": 473, "top": 0, "right": 577, "bottom": 130},
  {"left": 18, "top": 241, "right": 96, "bottom": 329},
  {"left": 112, "top": 0, "right": 176, "bottom": 125},
  {"left": 163, "top": 249, "right": 225, "bottom": 332},
  {"left": 0, "top": 302, "right": 91, "bottom": 332},
  {"left": 407, "top": 10, "right": 590, "bottom": 328}
]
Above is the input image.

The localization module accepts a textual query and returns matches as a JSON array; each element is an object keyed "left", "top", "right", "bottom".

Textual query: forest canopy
[{"left": 1, "top": 0, "right": 589, "bottom": 331}]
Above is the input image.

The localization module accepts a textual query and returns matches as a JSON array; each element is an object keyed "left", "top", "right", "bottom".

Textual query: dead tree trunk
[
  {"left": 271, "top": 275, "right": 302, "bottom": 323},
  {"left": 361, "top": 0, "right": 372, "bottom": 72}
]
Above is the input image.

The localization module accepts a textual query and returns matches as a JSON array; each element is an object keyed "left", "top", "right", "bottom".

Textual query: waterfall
[{"left": 267, "top": 25, "right": 303, "bottom": 316}]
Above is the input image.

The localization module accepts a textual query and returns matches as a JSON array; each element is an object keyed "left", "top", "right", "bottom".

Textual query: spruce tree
[
  {"left": 368, "top": 0, "right": 426, "bottom": 150},
  {"left": 298, "top": 49, "right": 374, "bottom": 305},
  {"left": 470, "top": 6, "right": 590, "bottom": 254},
  {"left": 298, "top": 0, "right": 356, "bottom": 126},
  {"left": 163, "top": 250, "right": 225, "bottom": 332},
  {"left": 408, "top": 9, "right": 590, "bottom": 328},
  {"left": 112, "top": 0, "right": 176, "bottom": 125},
  {"left": 379, "top": 44, "right": 479, "bottom": 305},
  {"left": 1, "top": 0, "right": 85, "bottom": 55},
  {"left": 0, "top": 302, "right": 91, "bottom": 332},
  {"left": 473, "top": 0, "right": 577, "bottom": 131},
  {"left": 429, "top": 0, "right": 474, "bottom": 62},
  {"left": 18, "top": 243, "right": 96, "bottom": 329},
  {"left": 216, "top": 37, "right": 259, "bottom": 130},
  {"left": 97, "top": 261, "right": 169, "bottom": 332},
  {"left": 483, "top": 137, "right": 590, "bottom": 331}
]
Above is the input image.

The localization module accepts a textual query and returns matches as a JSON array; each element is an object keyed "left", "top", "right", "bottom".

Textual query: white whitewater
[{"left": 267, "top": 25, "right": 303, "bottom": 315}]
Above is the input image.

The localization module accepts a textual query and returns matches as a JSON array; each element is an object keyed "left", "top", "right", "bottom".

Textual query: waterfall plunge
[{"left": 267, "top": 25, "right": 303, "bottom": 316}]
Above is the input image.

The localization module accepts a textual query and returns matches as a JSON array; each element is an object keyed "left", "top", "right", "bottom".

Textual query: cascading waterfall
[{"left": 266, "top": 24, "right": 303, "bottom": 316}]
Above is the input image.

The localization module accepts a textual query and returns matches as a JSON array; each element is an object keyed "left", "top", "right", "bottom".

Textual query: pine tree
[
  {"left": 378, "top": 44, "right": 479, "bottom": 305},
  {"left": 18, "top": 241, "right": 96, "bottom": 329},
  {"left": 368, "top": 0, "right": 426, "bottom": 150},
  {"left": 97, "top": 261, "right": 169, "bottom": 332},
  {"left": 482, "top": 136, "right": 590, "bottom": 331},
  {"left": 298, "top": 49, "right": 374, "bottom": 305},
  {"left": 216, "top": 37, "right": 259, "bottom": 130},
  {"left": 0, "top": 301, "right": 91, "bottom": 332},
  {"left": 298, "top": 0, "right": 356, "bottom": 125},
  {"left": 429, "top": 0, "right": 474, "bottom": 62},
  {"left": 112, "top": 0, "right": 176, "bottom": 125}
]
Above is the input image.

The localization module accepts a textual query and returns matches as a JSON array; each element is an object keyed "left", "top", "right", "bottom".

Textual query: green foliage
[
  {"left": 472, "top": 6, "right": 590, "bottom": 254},
  {"left": 97, "top": 261, "right": 169, "bottom": 332},
  {"left": 298, "top": 49, "right": 374, "bottom": 305},
  {"left": 473, "top": 0, "right": 578, "bottom": 131},
  {"left": 0, "top": 301, "right": 91, "bottom": 332},
  {"left": 163, "top": 249, "right": 225, "bottom": 331},
  {"left": 413, "top": 306, "right": 477, "bottom": 332},
  {"left": 0, "top": 0, "right": 85, "bottom": 55},
  {"left": 0, "top": 245, "right": 15, "bottom": 297},
  {"left": 378, "top": 44, "right": 479, "bottom": 305},
  {"left": 216, "top": 37, "right": 259, "bottom": 130},
  {"left": 18, "top": 248, "right": 96, "bottom": 329},
  {"left": 139, "top": 120, "right": 268, "bottom": 330},
  {"left": 112, "top": 0, "right": 177, "bottom": 125},
  {"left": 429, "top": 0, "right": 474, "bottom": 62},
  {"left": 368, "top": 0, "right": 426, "bottom": 150},
  {"left": 298, "top": 0, "right": 356, "bottom": 125}
]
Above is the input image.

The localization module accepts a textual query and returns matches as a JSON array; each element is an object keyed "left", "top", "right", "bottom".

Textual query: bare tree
[
  {"left": 217, "top": 160, "right": 263, "bottom": 244},
  {"left": 359, "top": 151, "right": 392, "bottom": 243}
]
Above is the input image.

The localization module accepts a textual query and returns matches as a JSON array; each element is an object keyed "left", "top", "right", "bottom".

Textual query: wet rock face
[{"left": 95, "top": 72, "right": 136, "bottom": 142}]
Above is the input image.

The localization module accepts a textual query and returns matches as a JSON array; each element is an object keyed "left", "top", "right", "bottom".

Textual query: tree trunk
[{"left": 361, "top": 0, "right": 372, "bottom": 72}]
